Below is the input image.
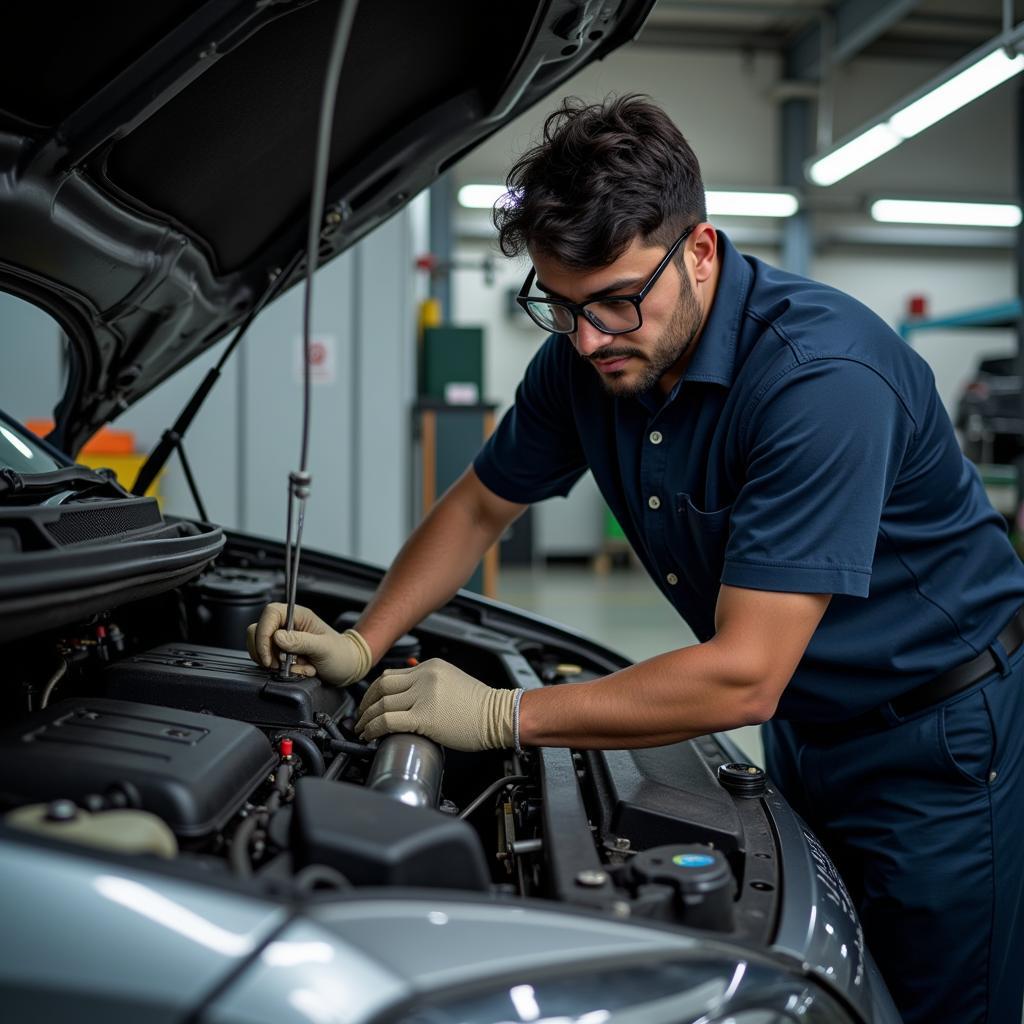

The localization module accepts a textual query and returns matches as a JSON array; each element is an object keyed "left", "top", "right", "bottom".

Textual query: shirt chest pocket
[{"left": 669, "top": 493, "right": 734, "bottom": 609}]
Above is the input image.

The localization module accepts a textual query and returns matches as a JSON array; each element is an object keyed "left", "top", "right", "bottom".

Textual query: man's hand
[
  {"left": 246, "top": 603, "right": 373, "bottom": 687},
  {"left": 355, "top": 659, "right": 517, "bottom": 751}
]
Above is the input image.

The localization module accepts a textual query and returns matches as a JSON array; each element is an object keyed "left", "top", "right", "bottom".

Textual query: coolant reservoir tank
[
  {"left": 189, "top": 568, "right": 278, "bottom": 649},
  {"left": 7, "top": 802, "right": 178, "bottom": 858}
]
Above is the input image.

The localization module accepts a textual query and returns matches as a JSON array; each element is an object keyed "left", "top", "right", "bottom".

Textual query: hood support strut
[{"left": 131, "top": 249, "right": 302, "bottom": 498}]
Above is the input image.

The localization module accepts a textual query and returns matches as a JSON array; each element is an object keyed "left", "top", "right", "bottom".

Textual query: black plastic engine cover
[
  {"left": 291, "top": 777, "right": 491, "bottom": 891},
  {"left": 0, "top": 698, "right": 276, "bottom": 838},
  {"left": 100, "top": 643, "right": 352, "bottom": 728}
]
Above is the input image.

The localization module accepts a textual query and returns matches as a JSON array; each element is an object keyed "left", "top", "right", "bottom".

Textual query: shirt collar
[
  {"left": 680, "top": 230, "right": 752, "bottom": 390},
  {"left": 632, "top": 231, "right": 752, "bottom": 415}
]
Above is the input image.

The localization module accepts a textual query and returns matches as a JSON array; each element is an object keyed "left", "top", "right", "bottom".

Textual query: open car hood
[{"left": 0, "top": 1, "right": 654, "bottom": 454}]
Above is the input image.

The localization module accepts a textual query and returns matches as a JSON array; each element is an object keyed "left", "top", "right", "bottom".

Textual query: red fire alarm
[{"left": 907, "top": 294, "right": 928, "bottom": 319}]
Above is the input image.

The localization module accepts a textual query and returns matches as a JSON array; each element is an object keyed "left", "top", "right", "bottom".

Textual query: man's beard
[{"left": 589, "top": 274, "right": 703, "bottom": 398}]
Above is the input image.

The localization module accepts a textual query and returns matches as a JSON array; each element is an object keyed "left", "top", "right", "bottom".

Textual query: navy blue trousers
[{"left": 763, "top": 644, "right": 1024, "bottom": 1024}]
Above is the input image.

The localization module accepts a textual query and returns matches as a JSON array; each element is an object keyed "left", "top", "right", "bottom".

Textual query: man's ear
[{"left": 690, "top": 223, "right": 718, "bottom": 285}]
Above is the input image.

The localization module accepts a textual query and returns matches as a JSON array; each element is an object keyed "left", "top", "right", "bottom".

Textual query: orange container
[{"left": 25, "top": 420, "right": 135, "bottom": 455}]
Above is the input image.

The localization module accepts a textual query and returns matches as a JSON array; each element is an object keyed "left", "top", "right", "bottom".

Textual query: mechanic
[{"left": 249, "top": 96, "right": 1024, "bottom": 1024}]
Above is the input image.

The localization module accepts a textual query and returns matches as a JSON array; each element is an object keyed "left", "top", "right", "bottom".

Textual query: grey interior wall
[
  {"left": 352, "top": 212, "right": 417, "bottom": 567},
  {"left": 239, "top": 209, "right": 417, "bottom": 564},
  {"left": 239, "top": 250, "right": 356, "bottom": 553},
  {"left": 117, "top": 339, "right": 241, "bottom": 527}
]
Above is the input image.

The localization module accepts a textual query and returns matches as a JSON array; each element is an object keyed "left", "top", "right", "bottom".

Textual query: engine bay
[{"left": 0, "top": 550, "right": 781, "bottom": 941}]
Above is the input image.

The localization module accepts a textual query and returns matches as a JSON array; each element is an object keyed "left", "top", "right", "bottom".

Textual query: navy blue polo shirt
[{"left": 474, "top": 233, "right": 1024, "bottom": 722}]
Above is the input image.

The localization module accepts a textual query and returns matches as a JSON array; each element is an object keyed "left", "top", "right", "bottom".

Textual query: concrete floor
[{"left": 497, "top": 562, "right": 764, "bottom": 764}]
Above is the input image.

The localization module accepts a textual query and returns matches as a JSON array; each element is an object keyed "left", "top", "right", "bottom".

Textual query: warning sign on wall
[{"left": 293, "top": 334, "right": 337, "bottom": 385}]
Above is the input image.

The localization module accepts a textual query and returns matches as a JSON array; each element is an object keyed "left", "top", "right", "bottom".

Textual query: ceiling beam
[
  {"left": 637, "top": 24, "right": 789, "bottom": 51},
  {"left": 787, "top": 0, "right": 921, "bottom": 78}
]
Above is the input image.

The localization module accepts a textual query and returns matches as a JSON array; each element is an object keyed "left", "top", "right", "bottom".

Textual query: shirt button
[
  {"left": 666, "top": 572, "right": 679, "bottom": 585},
  {"left": 649, "top": 430, "right": 663, "bottom": 445},
  {"left": 648, "top": 496, "right": 661, "bottom": 510}
]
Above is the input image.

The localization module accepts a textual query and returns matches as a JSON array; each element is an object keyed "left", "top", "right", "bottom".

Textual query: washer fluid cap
[
  {"left": 717, "top": 762, "right": 766, "bottom": 797},
  {"left": 627, "top": 844, "right": 735, "bottom": 932}
]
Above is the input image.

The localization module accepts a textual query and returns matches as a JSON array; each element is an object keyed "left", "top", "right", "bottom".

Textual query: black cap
[{"left": 717, "top": 762, "right": 766, "bottom": 797}]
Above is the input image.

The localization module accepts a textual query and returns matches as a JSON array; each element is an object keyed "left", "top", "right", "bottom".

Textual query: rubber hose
[
  {"left": 277, "top": 731, "right": 324, "bottom": 776},
  {"left": 324, "top": 751, "right": 349, "bottom": 781},
  {"left": 230, "top": 813, "right": 260, "bottom": 877},
  {"left": 274, "top": 763, "right": 293, "bottom": 795},
  {"left": 293, "top": 863, "right": 352, "bottom": 892},
  {"left": 327, "top": 737, "right": 376, "bottom": 759}
]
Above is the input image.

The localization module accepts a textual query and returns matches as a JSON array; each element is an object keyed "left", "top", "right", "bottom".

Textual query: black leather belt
[{"left": 793, "top": 605, "right": 1024, "bottom": 745}]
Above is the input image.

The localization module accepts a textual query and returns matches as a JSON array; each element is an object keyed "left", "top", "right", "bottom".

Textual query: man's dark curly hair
[{"left": 494, "top": 94, "right": 706, "bottom": 270}]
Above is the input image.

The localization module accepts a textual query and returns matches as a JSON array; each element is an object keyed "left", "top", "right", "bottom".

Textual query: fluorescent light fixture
[
  {"left": 808, "top": 40, "right": 1024, "bottom": 186},
  {"left": 871, "top": 198, "right": 1023, "bottom": 227},
  {"left": 706, "top": 190, "right": 799, "bottom": 217},
  {"left": 458, "top": 184, "right": 509, "bottom": 209},
  {"left": 809, "top": 124, "right": 903, "bottom": 186},
  {"left": 889, "top": 49, "right": 1024, "bottom": 138},
  {"left": 461, "top": 183, "right": 798, "bottom": 218}
]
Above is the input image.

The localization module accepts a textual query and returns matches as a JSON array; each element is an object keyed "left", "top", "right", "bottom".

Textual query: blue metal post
[{"left": 781, "top": 98, "right": 813, "bottom": 277}]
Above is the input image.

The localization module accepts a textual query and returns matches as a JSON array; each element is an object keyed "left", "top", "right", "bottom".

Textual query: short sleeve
[
  {"left": 473, "top": 335, "right": 588, "bottom": 503},
  {"left": 721, "top": 358, "right": 915, "bottom": 597}
]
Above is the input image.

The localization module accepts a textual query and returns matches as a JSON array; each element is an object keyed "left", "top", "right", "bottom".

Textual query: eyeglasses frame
[{"left": 515, "top": 224, "right": 696, "bottom": 336}]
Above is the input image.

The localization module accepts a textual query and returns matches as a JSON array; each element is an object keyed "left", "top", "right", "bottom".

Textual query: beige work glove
[
  {"left": 246, "top": 602, "right": 373, "bottom": 687},
  {"left": 355, "top": 659, "right": 517, "bottom": 752}
]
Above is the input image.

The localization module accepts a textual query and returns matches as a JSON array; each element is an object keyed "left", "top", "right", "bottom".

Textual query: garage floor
[{"left": 497, "top": 563, "right": 764, "bottom": 764}]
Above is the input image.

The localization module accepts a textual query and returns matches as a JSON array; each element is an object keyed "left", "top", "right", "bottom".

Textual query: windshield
[
  {"left": 0, "top": 419, "right": 62, "bottom": 474},
  {"left": 0, "top": 292, "right": 69, "bottom": 473}
]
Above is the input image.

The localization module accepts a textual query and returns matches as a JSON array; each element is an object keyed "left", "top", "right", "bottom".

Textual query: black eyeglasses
[{"left": 516, "top": 225, "right": 695, "bottom": 336}]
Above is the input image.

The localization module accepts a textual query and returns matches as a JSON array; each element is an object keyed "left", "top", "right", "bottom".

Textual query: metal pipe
[
  {"left": 39, "top": 657, "right": 68, "bottom": 710},
  {"left": 458, "top": 774, "right": 529, "bottom": 820},
  {"left": 365, "top": 734, "right": 444, "bottom": 808},
  {"left": 816, "top": 13, "right": 835, "bottom": 151},
  {"left": 511, "top": 838, "right": 543, "bottom": 855},
  {"left": 324, "top": 750, "right": 350, "bottom": 781}
]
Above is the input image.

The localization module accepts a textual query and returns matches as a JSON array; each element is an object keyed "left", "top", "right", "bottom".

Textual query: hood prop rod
[{"left": 279, "top": 0, "right": 361, "bottom": 677}]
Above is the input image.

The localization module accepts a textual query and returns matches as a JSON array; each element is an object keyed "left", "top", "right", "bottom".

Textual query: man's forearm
[
  {"left": 518, "top": 638, "right": 781, "bottom": 749},
  {"left": 518, "top": 587, "right": 827, "bottom": 749},
  {"left": 354, "top": 473, "right": 521, "bottom": 661}
]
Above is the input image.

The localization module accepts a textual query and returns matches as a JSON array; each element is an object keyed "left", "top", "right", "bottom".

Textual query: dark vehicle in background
[
  {"left": 956, "top": 355, "right": 1023, "bottom": 465},
  {"left": 0, "top": 3, "right": 900, "bottom": 1022}
]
